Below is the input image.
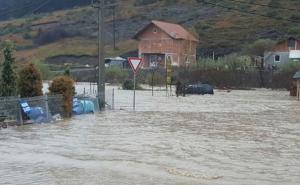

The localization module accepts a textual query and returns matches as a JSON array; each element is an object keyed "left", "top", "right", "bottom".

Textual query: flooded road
[{"left": 1, "top": 88, "right": 300, "bottom": 185}]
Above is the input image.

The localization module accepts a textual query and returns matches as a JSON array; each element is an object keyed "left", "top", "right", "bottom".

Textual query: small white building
[
  {"left": 289, "top": 50, "right": 300, "bottom": 61},
  {"left": 105, "top": 57, "right": 128, "bottom": 68}
]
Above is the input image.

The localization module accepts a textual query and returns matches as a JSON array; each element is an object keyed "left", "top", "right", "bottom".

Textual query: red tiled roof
[{"left": 134, "top": 20, "right": 199, "bottom": 42}]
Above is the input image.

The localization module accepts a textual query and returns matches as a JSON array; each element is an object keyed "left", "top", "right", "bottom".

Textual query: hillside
[{"left": 0, "top": 0, "right": 299, "bottom": 65}]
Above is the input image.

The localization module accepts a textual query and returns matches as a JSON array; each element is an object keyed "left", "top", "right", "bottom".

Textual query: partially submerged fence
[
  {"left": 0, "top": 95, "right": 64, "bottom": 125},
  {"left": 48, "top": 95, "right": 64, "bottom": 116},
  {"left": 105, "top": 88, "right": 115, "bottom": 110},
  {"left": 0, "top": 96, "right": 20, "bottom": 122}
]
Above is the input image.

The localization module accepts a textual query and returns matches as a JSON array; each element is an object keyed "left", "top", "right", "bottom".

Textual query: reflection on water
[{"left": 1, "top": 89, "right": 300, "bottom": 185}]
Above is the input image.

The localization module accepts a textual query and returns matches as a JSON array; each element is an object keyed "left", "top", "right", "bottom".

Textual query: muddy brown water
[{"left": 1, "top": 89, "right": 300, "bottom": 185}]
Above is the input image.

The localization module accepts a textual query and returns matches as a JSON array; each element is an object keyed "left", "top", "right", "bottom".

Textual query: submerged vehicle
[
  {"left": 72, "top": 98, "right": 95, "bottom": 115},
  {"left": 185, "top": 84, "right": 214, "bottom": 95},
  {"left": 20, "top": 100, "right": 48, "bottom": 123}
]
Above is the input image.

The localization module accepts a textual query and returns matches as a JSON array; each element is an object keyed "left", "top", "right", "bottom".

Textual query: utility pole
[
  {"left": 92, "top": 0, "right": 105, "bottom": 109},
  {"left": 112, "top": 6, "right": 116, "bottom": 50}
]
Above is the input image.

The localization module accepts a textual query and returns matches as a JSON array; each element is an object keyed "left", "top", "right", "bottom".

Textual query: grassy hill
[{"left": 0, "top": 0, "right": 299, "bottom": 65}]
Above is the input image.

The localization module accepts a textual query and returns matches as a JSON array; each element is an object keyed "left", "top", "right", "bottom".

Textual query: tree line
[{"left": 0, "top": 40, "right": 75, "bottom": 117}]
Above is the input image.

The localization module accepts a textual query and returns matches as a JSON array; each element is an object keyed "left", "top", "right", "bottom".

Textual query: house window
[
  {"left": 185, "top": 56, "right": 190, "bottom": 64},
  {"left": 150, "top": 55, "right": 158, "bottom": 68},
  {"left": 274, "top": 55, "right": 280, "bottom": 63},
  {"left": 153, "top": 28, "right": 157, "bottom": 33},
  {"left": 288, "top": 38, "right": 296, "bottom": 50}
]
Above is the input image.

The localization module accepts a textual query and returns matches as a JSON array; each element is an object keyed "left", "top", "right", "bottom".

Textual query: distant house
[
  {"left": 133, "top": 20, "right": 199, "bottom": 68},
  {"left": 105, "top": 57, "right": 129, "bottom": 68},
  {"left": 264, "top": 37, "right": 300, "bottom": 68}
]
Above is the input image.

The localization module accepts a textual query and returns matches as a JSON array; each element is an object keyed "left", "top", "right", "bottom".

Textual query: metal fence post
[
  {"left": 18, "top": 96, "right": 23, "bottom": 125},
  {"left": 45, "top": 95, "right": 50, "bottom": 121},
  {"left": 90, "top": 82, "right": 92, "bottom": 95},
  {"left": 112, "top": 88, "right": 115, "bottom": 110},
  {"left": 83, "top": 98, "right": 86, "bottom": 113}
]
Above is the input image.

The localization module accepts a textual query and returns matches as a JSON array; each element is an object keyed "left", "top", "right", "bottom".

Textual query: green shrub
[
  {"left": 280, "top": 61, "right": 300, "bottom": 72},
  {"left": 122, "top": 80, "right": 134, "bottom": 90},
  {"left": 196, "top": 54, "right": 253, "bottom": 72},
  {"left": 267, "top": 61, "right": 300, "bottom": 89},
  {"left": 244, "top": 39, "right": 276, "bottom": 57},
  {"left": 18, "top": 63, "right": 43, "bottom": 98},
  {"left": 122, "top": 79, "right": 143, "bottom": 90},
  {"left": 145, "top": 72, "right": 166, "bottom": 86},
  {"left": 22, "top": 31, "right": 33, "bottom": 40},
  {"left": 266, "top": 11, "right": 278, "bottom": 17},
  {"left": 105, "top": 67, "right": 129, "bottom": 84},
  {"left": 32, "top": 60, "right": 53, "bottom": 80},
  {"left": 64, "top": 65, "right": 71, "bottom": 76},
  {"left": 288, "top": 27, "right": 300, "bottom": 35}
]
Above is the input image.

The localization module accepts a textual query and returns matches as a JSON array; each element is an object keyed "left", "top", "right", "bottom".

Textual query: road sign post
[
  {"left": 133, "top": 73, "right": 136, "bottom": 110},
  {"left": 128, "top": 58, "right": 143, "bottom": 111}
]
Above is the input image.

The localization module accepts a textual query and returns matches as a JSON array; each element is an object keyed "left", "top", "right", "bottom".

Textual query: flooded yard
[{"left": 1, "top": 88, "right": 300, "bottom": 185}]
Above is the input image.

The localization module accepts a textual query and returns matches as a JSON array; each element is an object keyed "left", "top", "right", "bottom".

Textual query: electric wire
[
  {"left": 226, "top": 0, "right": 300, "bottom": 11},
  {"left": 197, "top": 0, "right": 300, "bottom": 23},
  {"left": 0, "top": 1, "right": 39, "bottom": 17}
]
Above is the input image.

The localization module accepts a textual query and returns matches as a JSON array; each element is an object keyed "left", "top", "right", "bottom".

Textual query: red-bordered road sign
[{"left": 128, "top": 57, "right": 143, "bottom": 74}]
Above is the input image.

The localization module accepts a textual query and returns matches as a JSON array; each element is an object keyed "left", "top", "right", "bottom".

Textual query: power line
[
  {"left": 29, "top": 0, "right": 52, "bottom": 15},
  {"left": 0, "top": 0, "right": 83, "bottom": 19},
  {"left": 0, "top": 0, "right": 34, "bottom": 11},
  {"left": 0, "top": 1, "right": 38, "bottom": 17},
  {"left": 112, "top": 6, "right": 116, "bottom": 49},
  {"left": 226, "top": 0, "right": 300, "bottom": 11},
  {"left": 197, "top": 0, "right": 300, "bottom": 24},
  {"left": 0, "top": 0, "right": 51, "bottom": 19}
]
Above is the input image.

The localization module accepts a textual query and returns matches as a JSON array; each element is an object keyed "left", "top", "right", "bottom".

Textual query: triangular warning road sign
[{"left": 128, "top": 57, "right": 143, "bottom": 74}]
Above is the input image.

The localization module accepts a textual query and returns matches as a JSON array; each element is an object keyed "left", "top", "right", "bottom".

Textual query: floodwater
[{"left": 1, "top": 88, "right": 300, "bottom": 185}]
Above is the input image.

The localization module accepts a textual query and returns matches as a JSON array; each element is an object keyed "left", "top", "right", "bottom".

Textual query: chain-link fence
[
  {"left": 105, "top": 88, "right": 115, "bottom": 110},
  {"left": 0, "top": 96, "right": 21, "bottom": 124},
  {"left": 48, "top": 95, "right": 64, "bottom": 116},
  {"left": 0, "top": 95, "right": 64, "bottom": 125},
  {"left": 105, "top": 87, "right": 138, "bottom": 111}
]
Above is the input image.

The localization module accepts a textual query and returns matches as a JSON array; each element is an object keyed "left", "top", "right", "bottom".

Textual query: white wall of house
[{"left": 289, "top": 50, "right": 300, "bottom": 61}]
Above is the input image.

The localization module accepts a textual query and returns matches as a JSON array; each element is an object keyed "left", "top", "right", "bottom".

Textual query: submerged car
[
  {"left": 73, "top": 98, "right": 95, "bottom": 115},
  {"left": 185, "top": 84, "right": 214, "bottom": 95}
]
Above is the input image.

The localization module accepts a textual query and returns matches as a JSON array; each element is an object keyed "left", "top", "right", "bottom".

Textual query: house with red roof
[
  {"left": 133, "top": 20, "right": 199, "bottom": 68},
  {"left": 264, "top": 37, "right": 300, "bottom": 68}
]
